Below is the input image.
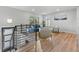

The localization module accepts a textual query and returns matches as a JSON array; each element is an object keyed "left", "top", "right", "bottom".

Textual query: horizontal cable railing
[
  {"left": 14, "top": 24, "right": 35, "bottom": 50},
  {"left": 2, "top": 24, "right": 39, "bottom": 52}
]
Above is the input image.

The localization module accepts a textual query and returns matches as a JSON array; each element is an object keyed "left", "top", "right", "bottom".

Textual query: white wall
[
  {"left": 0, "top": 7, "right": 35, "bottom": 29},
  {"left": 48, "top": 9, "right": 77, "bottom": 33},
  {"left": 0, "top": 6, "right": 35, "bottom": 36},
  {"left": 0, "top": 6, "right": 36, "bottom": 48},
  {"left": 77, "top": 7, "right": 79, "bottom": 34}
]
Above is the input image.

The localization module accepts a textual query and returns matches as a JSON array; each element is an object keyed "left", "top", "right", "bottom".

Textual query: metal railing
[
  {"left": 14, "top": 24, "right": 35, "bottom": 51},
  {"left": 2, "top": 24, "right": 38, "bottom": 52},
  {"left": 2, "top": 27, "right": 15, "bottom": 52}
]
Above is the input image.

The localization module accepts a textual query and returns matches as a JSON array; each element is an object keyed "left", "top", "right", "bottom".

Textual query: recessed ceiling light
[
  {"left": 56, "top": 9, "right": 60, "bottom": 11},
  {"left": 32, "top": 9, "right": 35, "bottom": 11}
]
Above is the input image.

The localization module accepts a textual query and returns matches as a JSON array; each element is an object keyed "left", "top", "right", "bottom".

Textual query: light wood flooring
[{"left": 17, "top": 32, "right": 79, "bottom": 52}]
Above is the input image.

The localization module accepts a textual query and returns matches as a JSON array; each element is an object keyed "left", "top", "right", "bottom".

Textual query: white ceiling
[{"left": 9, "top": 6, "right": 77, "bottom": 15}]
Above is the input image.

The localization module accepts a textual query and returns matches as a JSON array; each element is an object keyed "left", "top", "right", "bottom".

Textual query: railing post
[
  {"left": 14, "top": 26, "right": 17, "bottom": 51},
  {"left": 35, "top": 32, "right": 37, "bottom": 52},
  {"left": 21, "top": 24, "right": 22, "bottom": 33}
]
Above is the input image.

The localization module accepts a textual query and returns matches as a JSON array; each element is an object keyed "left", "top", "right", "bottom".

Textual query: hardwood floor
[
  {"left": 17, "top": 32, "right": 78, "bottom": 52},
  {"left": 51, "top": 32, "right": 77, "bottom": 52}
]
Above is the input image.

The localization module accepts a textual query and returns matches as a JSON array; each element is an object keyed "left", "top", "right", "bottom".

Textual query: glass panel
[
  {"left": 4, "top": 35, "right": 12, "bottom": 41},
  {"left": 4, "top": 29, "right": 13, "bottom": 35},
  {"left": 3, "top": 41, "right": 10, "bottom": 49}
]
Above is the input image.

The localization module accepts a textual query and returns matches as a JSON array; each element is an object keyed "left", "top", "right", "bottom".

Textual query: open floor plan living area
[{"left": 0, "top": 6, "right": 79, "bottom": 52}]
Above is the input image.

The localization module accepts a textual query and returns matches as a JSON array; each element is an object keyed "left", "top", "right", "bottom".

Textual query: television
[{"left": 54, "top": 15, "right": 67, "bottom": 20}]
